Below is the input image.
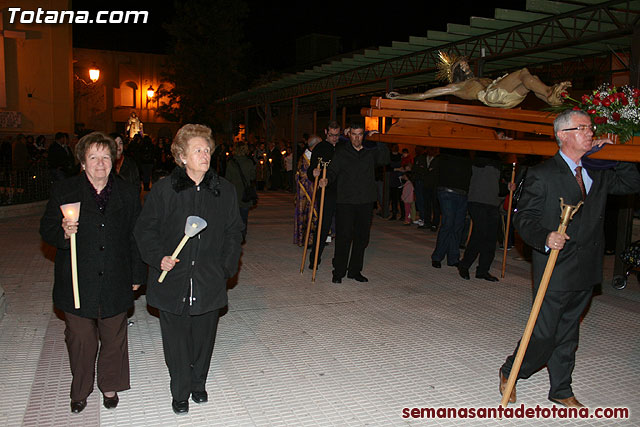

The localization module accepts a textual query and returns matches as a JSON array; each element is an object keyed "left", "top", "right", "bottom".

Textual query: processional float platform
[{"left": 361, "top": 98, "right": 640, "bottom": 161}]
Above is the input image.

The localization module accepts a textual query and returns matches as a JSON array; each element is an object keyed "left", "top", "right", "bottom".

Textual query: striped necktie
[{"left": 575, "top": 166, "right": 586, "bottom": 200}]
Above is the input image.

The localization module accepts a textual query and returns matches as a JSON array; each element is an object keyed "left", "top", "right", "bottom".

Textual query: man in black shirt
[
  {"left": 308, "top": 121, "right": 341, "bottom": 269},
  {"left": 319, "top": 122, "right": 387, "bottom": 283}
]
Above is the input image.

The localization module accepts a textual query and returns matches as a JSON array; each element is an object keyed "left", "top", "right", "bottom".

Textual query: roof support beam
[{"left": 224, "top": 0, "right": 638, "bottom": 110}]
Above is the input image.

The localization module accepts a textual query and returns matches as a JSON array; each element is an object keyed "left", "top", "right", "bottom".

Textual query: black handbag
[
  {"left": 620, "top": 240, "right": 640, "bottom": 268},
  {"left": 234, "top": 159, "right": 258, "bottom": 205}
]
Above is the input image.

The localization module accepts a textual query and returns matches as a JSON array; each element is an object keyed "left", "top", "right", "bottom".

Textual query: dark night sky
[{"left": 72, "top": 1, "right": 526, "bottom": 77}]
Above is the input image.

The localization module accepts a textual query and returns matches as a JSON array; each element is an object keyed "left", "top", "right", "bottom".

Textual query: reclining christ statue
[{"left": 387, "top": 51, "right": 571, "bottom": 108}]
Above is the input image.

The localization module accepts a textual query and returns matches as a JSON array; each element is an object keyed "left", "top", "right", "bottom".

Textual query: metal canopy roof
[{"left": 221, "top": 0, "right": 639, "bottom": 111}]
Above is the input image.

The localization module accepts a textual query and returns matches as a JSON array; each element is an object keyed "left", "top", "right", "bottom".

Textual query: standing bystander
[
  {"left": 319, "top": 122, "right": 388, "bottom": 283},
  {"left": 430, "top": 149, "right": 472, "bottom": 268}
]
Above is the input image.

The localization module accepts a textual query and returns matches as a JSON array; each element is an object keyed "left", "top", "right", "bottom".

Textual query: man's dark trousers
[
  {"left": 460, "top": 201, "right": 499, "bottom": 275},
  {"left": 423, "top": 185, "right": 440, "bottom": 227},
  {"left": 310, "top": 191, "right": 336, "bottom": 265},
  {"left": 500, "top": 289, "right": 591, "bottom": 399},
  {"left": 432, "top": 190, "right": 467, "bottom": 265},
  {"left": 333, "top": 202, "right": 372, "bottom": 278}
]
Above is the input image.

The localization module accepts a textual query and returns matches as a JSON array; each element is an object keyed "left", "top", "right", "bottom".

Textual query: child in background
[{"left": 401, "top": 172, "right": 415, "bottom": 225}]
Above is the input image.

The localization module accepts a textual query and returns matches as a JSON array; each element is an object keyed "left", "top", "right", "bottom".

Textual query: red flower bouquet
[{"left": 559, "top": 84, "right": 640, "bottom": 144}]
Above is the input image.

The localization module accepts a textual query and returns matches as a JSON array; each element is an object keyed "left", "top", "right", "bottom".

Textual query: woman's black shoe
[
  {"left": 70, "top": 399, "right": 87, "bottom": 413},
  {"left": 103, "top": 393, "right": 119, "bottom": 409},
  {"left": 191, "top": 390, "right": 208, "bottom": 403},
  {"left": 172, "top": 399, "right": 189, "bottom": 414}
]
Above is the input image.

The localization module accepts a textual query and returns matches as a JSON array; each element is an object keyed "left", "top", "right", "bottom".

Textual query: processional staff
[
  {"left": 311, "top": 160, "right": 330, "bottom": 282},
  {"left": 300, "top": 157, "right": 322, "bottom": 274},
  {"left": 501, "top": 162, "right": 517, "bottom": 278},
  {"left": 500, "top": 198, "right": 582, "bottom": 408},
  {"left": 297, "top": 181, "right": 318, "bottom": 218}
]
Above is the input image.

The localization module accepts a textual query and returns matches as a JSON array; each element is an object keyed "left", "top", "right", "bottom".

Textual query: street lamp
[
  {"left": 88, "top": 63, "right": 100, "bottom": 83},
  {"left": 146, "top": 85, "right": 155, "bottom": 107}
]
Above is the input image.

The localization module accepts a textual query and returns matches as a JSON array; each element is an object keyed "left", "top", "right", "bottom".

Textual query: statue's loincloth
[{"left": 477, "top": 74, "right": 526, "bottom": 108}]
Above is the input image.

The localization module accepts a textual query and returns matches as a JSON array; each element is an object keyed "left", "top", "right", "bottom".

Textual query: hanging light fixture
[
  {"left": 146, "top": 85, "right": 155, "bottom": 107},
  {"left": 88, "top": 62, "right": 100, "bottom": 83}
]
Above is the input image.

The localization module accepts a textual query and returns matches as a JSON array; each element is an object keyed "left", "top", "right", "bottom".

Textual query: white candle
[{"left": 60, "top": 202, "right": 81, "bottom": 309}]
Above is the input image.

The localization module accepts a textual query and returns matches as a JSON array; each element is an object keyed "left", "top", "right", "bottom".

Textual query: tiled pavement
[{"left": 0, "top": 191, "right": 639, "bottom": 426}]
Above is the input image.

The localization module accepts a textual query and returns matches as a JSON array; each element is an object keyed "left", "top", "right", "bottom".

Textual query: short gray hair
[
  {"left": 307, "top": 134, "right": 322, "bottom": 148},
  {"left": 171, "top": 124, "right": 215, "bottom": 167},
  {"left": 553, "top": 109, "right": 590, "bottom": 146}
]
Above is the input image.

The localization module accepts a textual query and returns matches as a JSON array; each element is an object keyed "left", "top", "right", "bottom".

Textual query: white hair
[
  {"left": 307, "top": 134, "right": 322, "bottom": 148},
  {"left": 553, "top": 109, "right": 590, "bottom": 146}
]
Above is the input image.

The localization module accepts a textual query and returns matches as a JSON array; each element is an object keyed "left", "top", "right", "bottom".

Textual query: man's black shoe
[
  {"left": 332, "top": 274, "right": 342, "bottom": 283},
  {"left": 476, "top": 272, "right": 499, "bottom": 282},
  {"left": 347, "top": 273, "right": 368, "bottom": 282},
  {"left": 432, "top": 260, "right": 441, "bottom": 268},
  {"left": 172, "top": 399, "right": 189, "bottom": 414},
  {"left": 430, "top": 225, "right": 438, "bottom": 232},
  {"left": 192, "top": 391, "right": 208, "bottom": 403},
  {"left": 458, "top": 266, "right": 470, "bottom": 280},
  {"left": 448, "top": 262, "right": 459, "bottom": 268}
]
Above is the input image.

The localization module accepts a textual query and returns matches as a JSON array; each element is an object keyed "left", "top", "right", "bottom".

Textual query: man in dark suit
[
  {"left": 307, "top": 120, "right": 341, "bottom": 269},
  {"left": 499, "top": 109, "right": 640, "bottom": 407}
]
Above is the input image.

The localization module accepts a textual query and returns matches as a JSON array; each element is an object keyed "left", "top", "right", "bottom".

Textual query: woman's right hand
[
  {"left": 62, "top": 218, "right": 79, "bottom": 240},
  {"left": 160, "top": 256, "right": 179, "bottom": 272}
]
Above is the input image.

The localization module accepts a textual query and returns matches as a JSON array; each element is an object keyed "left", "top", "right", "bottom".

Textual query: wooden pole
[
  {"left": 300, "top": 161, "right": 321, "bottom": 274},
  {"left": 500, "top": 198, "right": 582, "bottom": 407},
  {"left": 158, "top": 234, "right": 190, "bottom": 283},
  {"left": 312, "top": 163, "right": 327, "bottom": 282},
  {"left": 70, "top": 234, "right": 80, "bottom": 309},
  {"left": 501, "top": 162, "right": 517, "bottom": 278},
  {"left": 465, "top": 220, "right": 473, "bottom": 248}
]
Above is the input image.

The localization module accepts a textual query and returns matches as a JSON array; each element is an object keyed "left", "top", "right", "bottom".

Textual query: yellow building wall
[
  {"left": 73, "top": 47, "right": 178, "bottom": 138},
  {"left": 0, "top": 0, "right": 74, "bottom": 135}
]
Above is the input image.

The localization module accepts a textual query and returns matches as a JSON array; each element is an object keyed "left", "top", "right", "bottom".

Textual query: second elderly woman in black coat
[{"left": 134, "top": 124, "right": 243, "bottom": 415}]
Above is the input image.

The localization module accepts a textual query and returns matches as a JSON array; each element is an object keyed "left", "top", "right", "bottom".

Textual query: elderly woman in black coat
[
  {"left": 39, "top": 132, "right": 145, "bottom": 413},
  {"left": 134, "top": 124, "right": 243, "bottom": 415}
]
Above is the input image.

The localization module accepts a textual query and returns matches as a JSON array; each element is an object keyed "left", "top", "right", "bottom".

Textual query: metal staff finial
[{"left": 559, "top": 197, "right": 583, "bottom": 223}]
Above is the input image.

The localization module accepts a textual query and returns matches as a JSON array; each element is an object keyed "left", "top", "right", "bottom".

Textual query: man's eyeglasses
[{"left": 560, "top": 124, "right": 596, "bottom": 133}]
